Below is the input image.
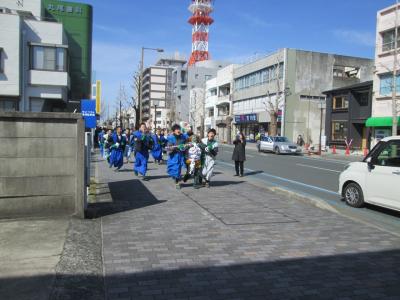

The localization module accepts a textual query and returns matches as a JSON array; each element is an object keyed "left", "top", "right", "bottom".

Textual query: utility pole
[{"left": 392, "top": 0, "right": 399, "bottom": 136}]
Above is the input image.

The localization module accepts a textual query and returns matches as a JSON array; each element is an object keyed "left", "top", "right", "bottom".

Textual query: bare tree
[
  {"left": 130, "top": 65, "right": 142, "bottom": 129},
  {"left": 263, "top": 61, "right": 287, "bottom": 137}
]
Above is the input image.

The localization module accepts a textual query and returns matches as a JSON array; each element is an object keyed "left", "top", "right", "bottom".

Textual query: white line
[
  {"left": 296, "top": 163, "right": 342, "bottom": 173},
  {"left": 218, "top": 161, "right": 340, "bottom": 196}
]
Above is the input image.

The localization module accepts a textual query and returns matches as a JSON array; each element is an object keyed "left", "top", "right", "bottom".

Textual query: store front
[
  {"left": 366, "top": 117, "right": 400, "bottom": 146},
  {"left": 234, "top": 113, "right": 269, "bottom": 142}
]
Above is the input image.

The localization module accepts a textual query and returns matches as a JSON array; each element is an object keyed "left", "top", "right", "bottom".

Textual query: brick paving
[{"left": 94, "top": 156, "right": 400, "bottom": 300}]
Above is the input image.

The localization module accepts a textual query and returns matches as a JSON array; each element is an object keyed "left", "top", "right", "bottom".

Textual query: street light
[{"left": 139, "top": 47, "right": 164, "bottom": 124}]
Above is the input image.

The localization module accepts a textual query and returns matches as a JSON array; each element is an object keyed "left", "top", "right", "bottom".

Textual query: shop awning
[{"left": 366, "top": 117, "right": 400, "bottom": 127}]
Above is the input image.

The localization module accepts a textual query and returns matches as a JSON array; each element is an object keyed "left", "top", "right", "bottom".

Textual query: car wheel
[
  {"left": 344, "top": 183, "right": 364, "bottom": 208},
  {"left": 274, "top": 147, "right": 281, "bottom": 155}
]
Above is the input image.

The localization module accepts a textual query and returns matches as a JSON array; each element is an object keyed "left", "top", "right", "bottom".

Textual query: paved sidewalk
[{"left": 93, "top": 155, "right": 400, "bottom": 300}]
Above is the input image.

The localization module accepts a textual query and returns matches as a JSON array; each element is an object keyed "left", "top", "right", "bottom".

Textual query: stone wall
[{"left": 0, "top": 112, "right": 85, "bottom": 218}]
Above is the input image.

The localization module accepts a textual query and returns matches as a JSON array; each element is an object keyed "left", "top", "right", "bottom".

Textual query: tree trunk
[{"left": 270, "top": 112, "right": 278, "bottom": 136}]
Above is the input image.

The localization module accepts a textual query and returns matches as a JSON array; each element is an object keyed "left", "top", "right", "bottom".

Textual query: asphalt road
[
  {"left": 217, "top": 144, "right": 400, "bottom": 234},
  {"left": 217, "top": 144, "right": 353, "bottom": 201}
]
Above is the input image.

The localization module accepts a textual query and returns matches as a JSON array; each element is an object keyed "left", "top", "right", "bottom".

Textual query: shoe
[
  {"left": 183, "top": 174, "right": 190, "bottom": 183},
  {"left": 202, "top": 181, "right": 206, "bottom": 187},
  {"left": 176, "top": 183, "right": 181, "bottom": 190},
  {"left": 142, "top": 176, "right": 149, "bottom": 181},
  {"left": 234, "top": 174, "right": 239, "bottom": 177},
  {"left": 240, "top": 174, "right": 244, "bottom": 177},
  {"left": 205, "top": 181, "right": 210, "bottom": 188}
]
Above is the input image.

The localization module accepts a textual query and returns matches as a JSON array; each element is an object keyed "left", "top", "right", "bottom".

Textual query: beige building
[{"left": 371, "top": 3, "right": 400, "bottom": 140}]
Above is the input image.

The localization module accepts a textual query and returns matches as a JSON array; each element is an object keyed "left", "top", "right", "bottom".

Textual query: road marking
[
  {"left": 218, "top": 161, "right": 340, "bottom": 196},
  {"left": 296, "top": 163, "right": 342, "bottom": 173}
]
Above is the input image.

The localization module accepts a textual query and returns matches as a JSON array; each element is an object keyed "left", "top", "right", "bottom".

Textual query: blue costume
[
  {"left": 98, "top": 131, "right": 105, "bottom": 158},
  {"left": 109, "top": 133, "right": 127, "bottom": 170},
  {"left": 151, "top": 134, "right": 166, "bottom": 163},
  {"left": 133, "top": 131, "right": 152, "bottom": 176},
  {"left": 167, "top": 134, "right": 188, "bottom": 180}
]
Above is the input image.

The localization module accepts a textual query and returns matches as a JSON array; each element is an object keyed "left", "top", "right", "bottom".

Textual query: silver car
[{"left": 259, "top": 136, "right": 302, "bottom": 155}]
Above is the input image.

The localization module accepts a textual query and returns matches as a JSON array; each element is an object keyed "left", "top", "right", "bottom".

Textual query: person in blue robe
[
  {"left": 167, "top": 124, "right": 189, "bottom": 189},
  {"left": 133, "top": 123, "right": 153, "bottom": 180},
  {"left": 151, "top": 128, "right": 166, "bottom": 165},
  {"left": 109, "top": 126, "right": 127, "bottom": 171},
  {"left": 98, "top": 128, "right": 105, "bottom": 158}
]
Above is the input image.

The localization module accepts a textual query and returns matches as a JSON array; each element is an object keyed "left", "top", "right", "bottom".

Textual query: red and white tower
[{"left": 188, "top": 0, "right": 214, "bottom": 66}]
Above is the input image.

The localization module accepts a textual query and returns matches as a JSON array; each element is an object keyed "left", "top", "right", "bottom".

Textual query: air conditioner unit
[{"left": 0, "top": 7, "right": 12, "bottom": 14}]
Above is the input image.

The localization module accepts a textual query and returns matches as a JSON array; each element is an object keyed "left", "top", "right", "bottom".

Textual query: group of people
[{"left": 97, "top": 123, "right": 220, "bottom": 189}]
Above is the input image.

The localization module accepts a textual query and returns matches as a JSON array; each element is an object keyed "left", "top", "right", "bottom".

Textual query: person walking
[
  {"left": 133, "top": 123, "right": 153, "bottom": 180},
  {"left": 232, "top": 132, "right": 246, "bottom": 177}
]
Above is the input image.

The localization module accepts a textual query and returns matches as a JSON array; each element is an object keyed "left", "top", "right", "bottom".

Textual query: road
[
  {"left": 217, "top": 144, "right": 400, "bottom": 234},
  {"left": 218, "top": 144, "right": 351, "bottom": 200}
]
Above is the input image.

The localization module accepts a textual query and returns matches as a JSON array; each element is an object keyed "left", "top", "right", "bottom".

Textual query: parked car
[
  {"left": 259, "top": 136, "right": 302, "bottom": 154},
  {"left": 339, "top": 136, "right": 400, "bottom": 212}
]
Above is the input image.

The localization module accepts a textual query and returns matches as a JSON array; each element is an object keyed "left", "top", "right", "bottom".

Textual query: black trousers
[{"left": 235, "top": 161, "right": 244, "bottom": 176}]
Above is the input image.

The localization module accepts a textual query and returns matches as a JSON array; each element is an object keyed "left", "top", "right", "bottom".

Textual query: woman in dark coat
[{"left": 232, "top": 132, "right": 246, "bottom": 177}]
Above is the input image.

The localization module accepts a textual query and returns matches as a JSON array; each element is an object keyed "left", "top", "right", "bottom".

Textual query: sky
[{"left": 68, "top": 0, "right": 395, "bottom": 117}]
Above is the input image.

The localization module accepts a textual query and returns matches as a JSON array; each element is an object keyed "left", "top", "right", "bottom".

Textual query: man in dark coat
[{"left": 232, "top": 133, "right": 246, "bottom": 177}]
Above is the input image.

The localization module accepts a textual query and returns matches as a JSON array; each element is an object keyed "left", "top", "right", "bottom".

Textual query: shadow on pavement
[
  {"left": 181, "top": 181, "right": 244, "bottom": 188},
  {"left": 244, "top": 170, "right": 264, "bottom": 176},
  {"left": 86, "top": 179, "right": 166, "bottom": 219},
  {"left": 1, "top": 249, "right": 399, "bottom": 300}
]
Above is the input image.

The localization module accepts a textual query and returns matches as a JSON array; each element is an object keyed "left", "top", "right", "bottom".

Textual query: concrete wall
[
  {"left": 285, "top": 49, "right": 374, "bottom": 144},
  {"left": 0, "top": 112, "right": 85, "bottom": 218}
]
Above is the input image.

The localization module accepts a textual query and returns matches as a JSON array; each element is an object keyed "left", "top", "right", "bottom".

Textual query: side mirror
[{"left": 366, "top": 157, "right": 375, "bottom": 170}]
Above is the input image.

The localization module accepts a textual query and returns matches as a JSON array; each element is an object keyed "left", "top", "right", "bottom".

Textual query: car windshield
[{"left": 274, "top": 137, "right": 289, "bottom": 143}]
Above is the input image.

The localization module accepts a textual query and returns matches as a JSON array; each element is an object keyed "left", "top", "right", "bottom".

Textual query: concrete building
[
  {"left": 174, "top": 60, "right": 229, "bottom": 126},
  {"left": 203, "top": 64, "right": 239, "bottom": 143},
  {"left": 370, "top": 3, "right": 400, "bottom": 142},
  {"left": 0, "top": 0, "right": 92, "bottom": 112},
  {"left": 232, "top": 49, "right": 374, "bottom": 146},
  {"left": 141, "top": 55, "right": 186, "bottom": 129},
  {"left": 0, "top": 1, "right": 69, "bottom": 112}
]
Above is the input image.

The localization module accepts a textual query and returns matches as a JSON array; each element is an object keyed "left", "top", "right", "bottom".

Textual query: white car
[
  {"left": 259, "top": 136, "right": 302, "bottom": 154},
  {"left": 339, "top": 136, "right": 400, "bottom": 211}
]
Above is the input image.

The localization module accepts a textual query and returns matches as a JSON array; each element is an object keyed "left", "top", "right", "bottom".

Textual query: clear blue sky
[{"left": 69, "top": 0, "right": 395, "bottom": 116}]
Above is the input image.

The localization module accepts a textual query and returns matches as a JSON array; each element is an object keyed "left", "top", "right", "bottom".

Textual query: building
[
  {"left": 141, "top": 55, "right": 187, "bottom": 129},
  {"left": 323, "top": 81, "right": 373, "bottom": 150},
  {"left": 203, "top": 64, "right": 239, "bottom": 143},
  {"left": 232, "top": 49, "right": 374, "bottom": 145},
  {"left": 175, "top": 60, "right": 229, "bottom": 126},
  {"left": 42, "top": 0, "right": 93, "bottom": 110},
  {"left": 370, "top": 3, "right": 400, "bottom": 143},
  {"left": 0, "top": 0, "right": 69, "bottom": 112}
]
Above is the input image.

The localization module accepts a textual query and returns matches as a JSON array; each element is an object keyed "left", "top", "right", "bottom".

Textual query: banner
[
  {"left": 81, "top": 100, "right": 96, "bottom": 128},
  {"left": 96, "top": 80, "right": 101, "bottom": 115}
]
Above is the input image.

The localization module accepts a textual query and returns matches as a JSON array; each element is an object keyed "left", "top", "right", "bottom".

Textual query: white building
[
  {"left": 371, "top": 3, "right": 400, "bottom": 139},
  {"left": 0, "top": 1, "right": 69, "bottom": 112},
  {"left": 204, "top": 65, "right": 239, "bottom": 143}
]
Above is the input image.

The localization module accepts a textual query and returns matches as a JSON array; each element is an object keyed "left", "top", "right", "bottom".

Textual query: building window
[
  {"left": 382, "top": 29, "right": 400, "bottom": 52},
  {"left": 31, "top": 46, "right": 67, "bottom": 72},
  {"left": 379, "top": 73, "right": 400, "bottom": 96},
  {"left": 209, "top": 88, "right": 217, "bottom": 96},
  {"left": 332, "top": 121, "right": 348, "bottom": 141},
  {"left": 208, "top": 108, "right": 214, "bottom": 117},
  {"left": 0, "top": 48, "right": 4, "bottom": 73},
  {"left": 0, "top": 99, "right": 18, "bottom": 111},
  {"left": 156, "top": 111, "right": 162, "bottom": 118},
  {"left": 333, "top": 66, "right": 360, "bottom": 79},
  {"left": 332, "top": 95, "right": 348, "bottom": 110},
  {"left": 234, "top": 63, "right": 284, "bottom": 91}
]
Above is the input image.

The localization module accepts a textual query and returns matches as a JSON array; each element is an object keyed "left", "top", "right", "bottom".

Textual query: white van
[{"left": 339, "top": 136, "right": 400, "bottom": 211}]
